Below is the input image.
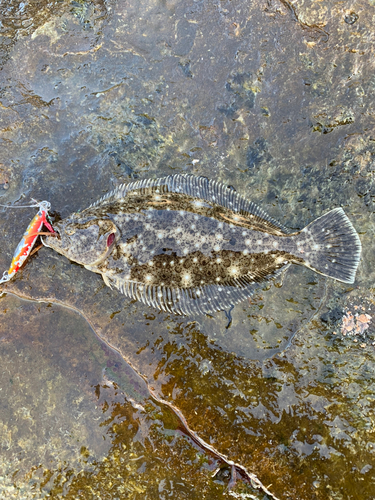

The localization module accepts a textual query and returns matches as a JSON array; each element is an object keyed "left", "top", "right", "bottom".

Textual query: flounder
[{"left": 43, "top": 175, "right": 361, "bottom": 315}]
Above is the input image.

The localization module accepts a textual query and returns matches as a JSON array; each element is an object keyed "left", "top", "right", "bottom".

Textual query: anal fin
[{"left": 104, "top": 264, "right": 291, "bottom": 316}]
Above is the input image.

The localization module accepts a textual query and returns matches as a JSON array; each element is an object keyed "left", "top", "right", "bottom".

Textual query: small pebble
[
  {"left": 344, "top": 12, "right": 358, "bottom": 24},
  {"left": 358, "top": 313, "right": 371, "bottom": 323}
]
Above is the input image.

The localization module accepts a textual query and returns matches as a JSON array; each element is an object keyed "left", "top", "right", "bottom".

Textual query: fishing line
[{"left": 0, "top": 199, "right": 51, "bottom": 211}]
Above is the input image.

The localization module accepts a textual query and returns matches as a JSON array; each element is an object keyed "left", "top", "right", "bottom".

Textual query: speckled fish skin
[{"left": 43, "top": 175, "right": 362, "bottom": 315}]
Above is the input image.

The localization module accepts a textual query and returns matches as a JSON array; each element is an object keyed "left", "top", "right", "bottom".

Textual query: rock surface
[{"left": 0, "top": 0, "right": 374, "bottom": 498}]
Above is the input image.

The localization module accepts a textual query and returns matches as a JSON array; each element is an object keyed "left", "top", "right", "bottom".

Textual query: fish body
[{"left": 43, "top": 175, "right": 361, "bottom": 315}]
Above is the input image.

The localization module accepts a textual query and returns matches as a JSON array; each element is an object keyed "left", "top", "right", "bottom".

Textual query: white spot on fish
[
  {"left": 243, "top": 249, "right": 248, "bottom": 255},
  {"left": 170, "top": 261, "right": 174, "bottom": 265},
  {"left": 191, "top": 224, "right": 196, "bottom": 230},
  {"left": 157, "top": 232, "right": 163, "bottom": 239},
  {"left": 218, "top": 222, "right": 223, "bottom": 228},
  {"left": 229, "top": 266, "right": 239, "bottom": 276},
  {"left": 256, "top": 240, "right": 262, "bottom": 245},
  {"left": 216, "top": 277, "right": 221, "bottom": 281},
  {"left": 145, "top": 274, "right": 153, "bottom": 282},
  {"left": 216, "top": 234, "right": 223, "bottom": 240},
  {"left": 214, "top": 244, "right": 220, "bottom": 252},
  {"left": 193, "top": 257, "right": 198, "bottom": 263},
  {"left": 176, "top": 227, "right": 182, "bottom": 233},
  {"left": 242, "top": 231, "right": 247, "bottom": 236},
  {"left": 195, "top": 242, "right": 200, "bottom": 248},
  {"left": 183, "top": 248, "right": 189, "bottom": 255},
  {"left": 216, "top": 258, "right": 222, "bottom": 263},
  {"left": 273, "top": 241, "right": 278, "bottom": 248}
]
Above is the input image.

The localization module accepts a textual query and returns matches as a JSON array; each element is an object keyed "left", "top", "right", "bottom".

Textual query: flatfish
[{"left": 43, "top": 175, "right": 362, "bottom": 315}]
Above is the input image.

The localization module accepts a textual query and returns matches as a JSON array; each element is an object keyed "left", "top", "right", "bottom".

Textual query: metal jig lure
[{"left": 0, "top": 200, "right": 55, "bottom": 284}]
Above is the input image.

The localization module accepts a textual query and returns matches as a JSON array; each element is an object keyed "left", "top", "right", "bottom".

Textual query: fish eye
[
  {"left": 65, "top": 225, "right": 76, "bottom": 236},
  {"left": 107, "top": 233, "right": 116, "bottom": 247}
]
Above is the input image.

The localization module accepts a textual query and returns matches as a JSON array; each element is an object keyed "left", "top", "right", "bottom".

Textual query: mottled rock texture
[{"left": 0, "top": 0, "right": 374, "bottom": 498}]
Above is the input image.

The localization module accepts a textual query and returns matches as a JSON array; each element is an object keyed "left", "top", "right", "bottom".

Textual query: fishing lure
[{"left": 0, "top": 200, "right": 55, "bottom": 284}]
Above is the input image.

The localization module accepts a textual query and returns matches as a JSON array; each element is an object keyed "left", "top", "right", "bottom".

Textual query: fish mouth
[{"left": 42, "top": 229, "right": 64, "bottom": 251}]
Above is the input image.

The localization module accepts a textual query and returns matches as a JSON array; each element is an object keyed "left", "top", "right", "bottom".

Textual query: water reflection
[
  {"left": 0, "top": 294, "right": 270, "bottom": 498},
  {"left": 0, "top": 0, "right": 375, "bottom": 498}
]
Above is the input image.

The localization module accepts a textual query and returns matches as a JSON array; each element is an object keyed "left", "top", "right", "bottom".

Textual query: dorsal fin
[
  {"left": 105, "top": 264, "right": 290, "bottom": 316},
  {"left": 89, "top": 174, "right": 289, "bottom": 233}
]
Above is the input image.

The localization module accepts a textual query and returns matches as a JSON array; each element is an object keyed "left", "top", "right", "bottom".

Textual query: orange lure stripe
[{"left": 6, "top": 206, "right": 54, "bottom": 279}]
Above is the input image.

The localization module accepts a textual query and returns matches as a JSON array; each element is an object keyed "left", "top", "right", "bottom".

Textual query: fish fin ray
[
  {"left": 89, "top": 174, "right": 288, "bottom": 234},
  {"left": 295, "top": 208, "right": 361, "bottom": 284},
  {"left": 105, "top": 264, "right": 290, "bottom": 316}
]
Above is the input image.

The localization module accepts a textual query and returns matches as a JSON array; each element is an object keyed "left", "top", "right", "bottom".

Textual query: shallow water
[{"left": 0, "top": 0, "right": 375, "bottom": 498}]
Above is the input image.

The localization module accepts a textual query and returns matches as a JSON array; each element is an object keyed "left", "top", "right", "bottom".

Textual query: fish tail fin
[{"left": 295, "top": 208, "right": 361, "bottom": 284}]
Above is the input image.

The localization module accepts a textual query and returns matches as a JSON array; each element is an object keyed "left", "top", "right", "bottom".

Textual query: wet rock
[
  {"left": 246, "top": 138, "right": 272, "bottom": 170},
  {"left": 175, "top": 19, "right": 197, "bottom": 56},
  {"left": 1, "top": 0, "right": 375, "bottom": 497},
  {"left": 178, "top": 59, "right": 193, "bottom": 78},
  {"left": 320, "top": 307, "right": 343, "bottom": 325}
]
